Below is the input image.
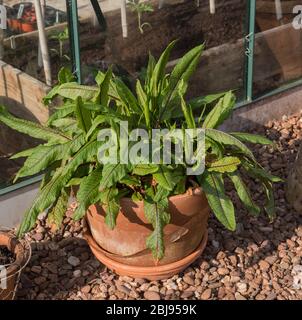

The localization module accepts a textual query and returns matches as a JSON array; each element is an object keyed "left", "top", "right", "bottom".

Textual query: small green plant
[
  {"left": 50, "top": 27, "right": 70, "bottom": 62},
  {"left": 127, "top": 0, "right": 154, "bottom": 34},
  {"left": 0, "top": 42, "right": 280, "bottom": 262}
]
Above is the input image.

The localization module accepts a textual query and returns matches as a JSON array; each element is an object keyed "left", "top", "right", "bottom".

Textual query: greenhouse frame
[{"left": 0, "top": 0, "right": 302, "bottom": 302}]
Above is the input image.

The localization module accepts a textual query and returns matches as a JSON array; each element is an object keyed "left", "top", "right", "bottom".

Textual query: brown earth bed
[{"left": 2, "top": 1, "right": 245, "bottom": 83}]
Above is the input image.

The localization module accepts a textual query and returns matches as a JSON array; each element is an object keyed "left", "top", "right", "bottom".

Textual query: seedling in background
[
  {"left": 50, "top": 27, "right": 70, "bottom": 62},
  {"left": 127, "top": 0, "right": 154, "bottom": 34}
]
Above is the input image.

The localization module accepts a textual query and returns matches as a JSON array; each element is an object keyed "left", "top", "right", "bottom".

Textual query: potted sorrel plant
[{"left": 0, "top": 42, "right": 280, "bottom": 280}]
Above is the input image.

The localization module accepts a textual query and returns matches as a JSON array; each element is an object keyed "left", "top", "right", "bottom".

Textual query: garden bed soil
[
  {"left": 2, "top": 1, "right": 246, "bottom": 83},
  {"left": 16, "top": 110, "right": 302, "bottom": 300}
]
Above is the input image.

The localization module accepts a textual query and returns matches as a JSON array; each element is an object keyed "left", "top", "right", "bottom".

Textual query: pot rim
[
  {"left": 0, "top": 231, "right": 31, "bottom": 277},
  {"left": 93, "top": 187, "right": 204, "bottom": 208},
  {"left": 84, "top": 226, "right": 208, "bottom": 275}
]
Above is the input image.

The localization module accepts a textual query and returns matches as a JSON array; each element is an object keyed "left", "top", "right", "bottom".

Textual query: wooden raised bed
[
  {"left": 168, "top": 21, "right": 302, "bottom": 98},
  {"left": 256, "top": 0, "right": 301, "bottom": 14}
]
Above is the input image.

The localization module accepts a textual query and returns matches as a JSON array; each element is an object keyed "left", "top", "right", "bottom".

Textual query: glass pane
[
  {"left": 77, "top": 0, "right": 247, "bottom": 99},
  {"left": 2, "top": 0, "right": 68, "bottom": 83},
  {"left": 0, "top": 0, "right": 69, "bottom": 189},
  {"left": 183, "top": 0, "right": 247, "bottom": 100},
  {"left": 253, "top": 0, "right": 302, "bottom": 97},
  {"left": 77, "top": 0, "right": 109, "bottom": 85}
]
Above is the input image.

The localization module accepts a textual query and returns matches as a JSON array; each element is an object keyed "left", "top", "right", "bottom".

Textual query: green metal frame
[
  {"left": 66, "top": 0, "right": 107, "bottom": 83},
  {"left": 65, "top": 0, "right": 302, "bottom": 103},
  {"left": 245, "top": 0, "right": 256, "bottom": 102},
  {"left": 0, "top": 175, "right": 43, "bottom": 196},
  {"left": 66, "top": 0, "right": 82, "bottom": 83}
]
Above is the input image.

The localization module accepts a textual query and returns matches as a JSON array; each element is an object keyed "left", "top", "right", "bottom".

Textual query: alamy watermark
[
  {"left": 97, "top": 121, "right": 206, "bottom": 175},
  {"left": 0, "top": 265, "right": 7, "bottom": 290},
  {"left": 293, "top": 5, "right": 302, "bottom": 29},
  {"left": 292, "top": 265, "right": 302, "bottom": 290},
  {"left": 0, "top": 5, "right": 7, "bottom": 30}
]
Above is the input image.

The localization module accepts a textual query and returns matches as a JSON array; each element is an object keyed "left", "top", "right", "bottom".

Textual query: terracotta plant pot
[
  {"left": 7, "top": 19, "right": 36, "bottom": 33},
  {"left": 0, "top": 232, "right": 31, "bottom": 300},
  {"left": 8, "top": 19, "right": 21, "bottom": 32},
  {"left": 84, "top": 188, "right": 210, "bottom": 280},
  {"left": 20, "top": 22, "right": 36, "bottom": 33}
]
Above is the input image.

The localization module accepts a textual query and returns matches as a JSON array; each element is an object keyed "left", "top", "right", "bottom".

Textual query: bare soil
[{"left": 2, "top": 1, "right": 246, "bottom": 82}]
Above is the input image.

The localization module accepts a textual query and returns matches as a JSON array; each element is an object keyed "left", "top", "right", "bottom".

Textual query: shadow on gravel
[{"left": 196, "top": 114, "right": 302, "bottom": 273}]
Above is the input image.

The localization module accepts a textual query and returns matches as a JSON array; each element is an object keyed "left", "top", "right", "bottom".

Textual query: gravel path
[{"left": 16, "top": 112, "right": 302, "bottom": 300}]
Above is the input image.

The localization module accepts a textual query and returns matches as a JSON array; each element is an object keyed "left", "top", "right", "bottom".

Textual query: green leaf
[
  {"left": 132, "top": 192, "right": 143, "bottom": 201},
  {"left": 151, "top": 40, "right": 176, "bottom": 95},
  {"left": 242, "top": 161, "right": 277, "bottom": 219},
  {"left": 51, "top": 118, "right": 77, "bottom": 129},
  {"left": 17, "top": 169, "right": 70, "bottom": 236},
  {"left": 100, "top": 164, "right": 128, "bottom": 190},
  {"left": 263, "top": 181, "right": 276, "bottom": 221},
  {"left": 101, "top": 188, "right": 120, "bottom": 229},
  {"left": 171, "top": 91, "right": 227, "bottom": 119},
  {"left": 95, "top": 71, "right": 105, "bottom": 86},
  {"left": 67, "top": 134, "right": 86, "bottom": 156},
  {"left": 242, "top": 161, "right": 283, "bottom": 183},
  {"left": 18, "top": 137, "right": 101, "bottom": 236},
  {"left": 73, "top": 168, "right": 103, "bottom": 220},
  {"left": 55, "top": 82, "right": 98, "bottom": 101},
  {"left": 136, "top": 80, "right": 150, "bottom": 127},
  {"left": 161, "top": 44, "right": 204, "bottom": 116},
  {"left": 205, "top": 128, "right": 256, "bottom": 161},
  {"left": 133, "top": 164, "right": 159, "bottom": 176},
  {"left": 120, "top": 175, "right": 141, "bottom": 186},
  {"left": 66, "top": 177, "right": 82, "bottom": 187},
  {"left": 145, "top": 53, "right": 156, "bottom": 86},
  {"left": 14, "top": 142, "right": 71, "bottom": 182},
  {"left": 86, "top": 111, "right": 125, "bottom": 140},
  {"left": 188, "top": 92, "right": 228, "bottom": 110},
  {"left": 97, "top": 68, "right": 112, "bottom": 106},
  {"left": 47, "top": 189, "right": 69, "bottom": 228},
  {"left": 115, "top": 78, "right": 141, "bottom": 113},
  {"left": 10, "top": 147, "right": 35, "bottom": 160},
  {"left": 153, "top": 166, "right": 177, "bottom": 191},
  {"left": 0, "top": 106, "right": 70, "bottom": 143},
  {"left": 179, "top": 86, "right": 195, "bottom": 129},
  {"left": 205, "top": 136, "right": 224, "bottom": 158},
  {"left": 64, "top": 139, "right": 101, "bottom": 175},
  {"left": 228, "top": 172, "right": 260, "bottom": 216},
  {"left": 202, "top": 91, "right": 235, "bottom": 129},
  {"left": 231, "top": 132, "right": 273, "bottom": 145},
  {"left": 200, "top": 171, "right": 236, "bottom": 231},
  {"left": 74, "top": 96, "right": 92, "bottom": 133},
  {"left": 173, "top": 176, "right": 186, "bottom": 195},
  {"left": 58, "top": 67, "right": 75, "bottom": 84},
  {"left": 208, "top": 156, "right": 241, "bottom": 173},
  {"left": 81, "top": 102, "right": 103, "bottom": 111},
  {"left": 43, "top": 86, "right": 60, "bottom": 105},
  {"left": 42, "top": 69, "right": 77, "bottom": 104},
  {"left": 47, "top": 104, "right": 75, "bottom": 125},
  {"left": 144, "top": 190, "right": 170, "bottom": 261}
]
